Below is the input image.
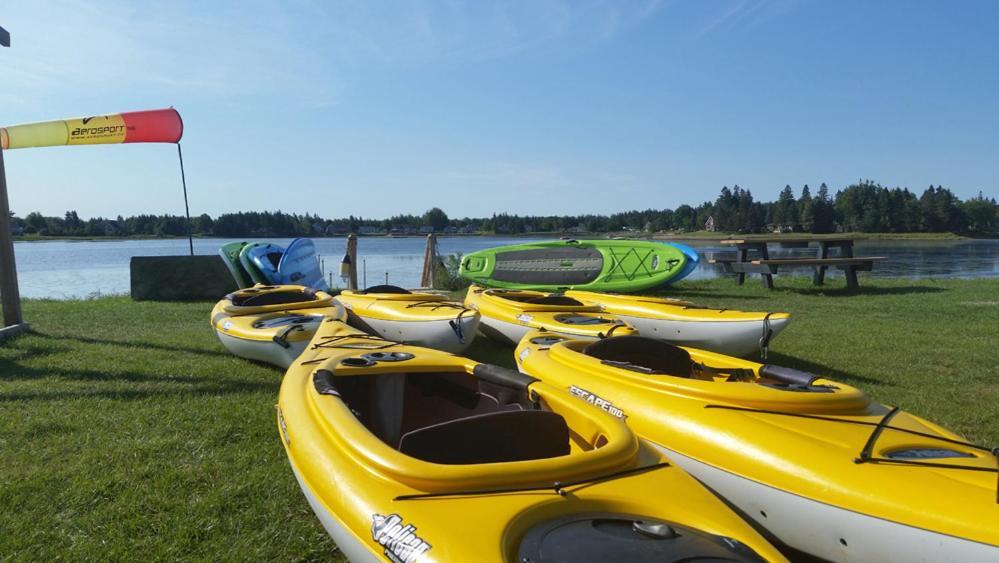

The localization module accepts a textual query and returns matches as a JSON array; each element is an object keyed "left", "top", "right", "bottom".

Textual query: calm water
[{"left": 11, "top": 236, "right": 999, "bottom": 299}]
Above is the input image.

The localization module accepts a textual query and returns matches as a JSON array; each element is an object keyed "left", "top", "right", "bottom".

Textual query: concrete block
[{"left": 130, "top": 255, "right": 236, "bottom": 301}]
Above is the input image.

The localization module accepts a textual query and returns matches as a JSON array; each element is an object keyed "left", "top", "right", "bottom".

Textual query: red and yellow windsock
[{"left": 0, "top": 108, "right": 183, "bottom": 150}]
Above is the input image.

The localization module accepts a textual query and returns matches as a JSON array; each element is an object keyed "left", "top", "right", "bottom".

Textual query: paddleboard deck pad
[
  {"left": 460, "top": 239, "right": 688, "bottom": 292},
  {"left": 239, "top": 242, "right": 285, "bottom": 285},
  {"left": 277, "top": 238, "right": 327, "bottom": 290}
]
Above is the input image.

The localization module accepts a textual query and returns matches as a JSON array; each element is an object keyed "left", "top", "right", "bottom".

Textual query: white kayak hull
[
  {"left": 651, "top": 443, "right": 998, "bottom": 562},
  {"left": 288, "top": 460, "right": 380, "bottom": 563},
  {"left": 478, "top": 316, "right": 606, "bottom": 347},
  {"left": 214, "top": 329, "right": 310, "bottom": 369},
  {"left": 615, "top": 314, "right": 790, "bottom": 357},
  {"left": 347, "top": 313, "right": 481, "bottom": 354}
]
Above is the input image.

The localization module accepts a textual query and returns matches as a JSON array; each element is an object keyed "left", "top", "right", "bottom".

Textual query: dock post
[
  {"left": 420, "top": 233, "right": 438, "bottom": 289},
  {"left": 346, "top": 233, "right": 358, "bottom": 290}
]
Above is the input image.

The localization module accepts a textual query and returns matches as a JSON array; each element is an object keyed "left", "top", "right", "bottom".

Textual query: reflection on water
[{"left": 12, "top": 236, "right": 999, "bottom": 299}]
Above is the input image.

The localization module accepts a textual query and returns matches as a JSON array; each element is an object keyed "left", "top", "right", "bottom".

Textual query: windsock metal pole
[
  {"left": 0, "top": 145, "right": 24, "bottom": 328},
  {"left": 0, "top": 24, "right": 27, "bottom": 335},
  {"left": 177, "top": 144, "right": 194, "bottom": 256}
]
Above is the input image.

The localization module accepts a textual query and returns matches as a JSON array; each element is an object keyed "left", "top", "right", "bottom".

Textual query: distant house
[
  {"left": 10, "top": 223, "right": 23, "bottom": 235},
  {"left": 104, "top": 220, "right": 122, "bottom": 236},
  {"left": 418, "top": 225, "right": 434, "bottom": 234},
  {"left": 358, "top": 225, "right": 380, "bottom": 235},
  {"left": 704, "top": 216, "right": 717, "bottom": 232}
]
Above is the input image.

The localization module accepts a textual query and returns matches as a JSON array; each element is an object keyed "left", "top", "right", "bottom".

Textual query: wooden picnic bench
[{"left": 708, "top": 237, "right": 885, "bottom": 289}]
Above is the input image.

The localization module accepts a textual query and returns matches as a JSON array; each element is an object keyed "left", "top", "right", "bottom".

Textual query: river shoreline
[{"left": 13, "top": 230, "right": 997, "bottom": 243}]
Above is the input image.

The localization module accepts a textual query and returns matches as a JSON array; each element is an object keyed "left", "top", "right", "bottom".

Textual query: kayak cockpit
[
  {"left": 305, "top": 350, "right": 640, "bottom": 490},
  {"left": 583, "top": 335, "right": 836, "bottom": 391},
  {"left": 472, "top": 287, "right": 605, "bottom": 313},
  {"left": 524, "top": 334, "right": 871, "bottom": 413},
  {"left": 223, "top": 284, "right": 335, "bottom": 315},
  {"left": 314, "top": 368, "right": 570, "bottom": 465}
]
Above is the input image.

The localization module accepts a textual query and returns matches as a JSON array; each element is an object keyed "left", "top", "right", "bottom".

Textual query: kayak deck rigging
[
  {"left": 394, "top": 461, "right": 671, "bottom": 501},
  {"left": 704, "top": 403, "right": 999, "bottom": 502}
]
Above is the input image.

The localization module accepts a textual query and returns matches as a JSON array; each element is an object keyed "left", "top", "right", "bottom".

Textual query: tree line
[{"left": 10, "top": 181, "right": 998, "bottom": 238}]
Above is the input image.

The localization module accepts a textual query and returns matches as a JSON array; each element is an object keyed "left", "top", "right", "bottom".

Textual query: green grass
[{"left": 2, "top": 278, "right": 998, "bottom": 558}]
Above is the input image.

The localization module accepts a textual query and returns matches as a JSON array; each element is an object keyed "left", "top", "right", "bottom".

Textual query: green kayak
[
  {"left": 459, "top": 239, "right": 687, "bottom": 292},
  {"left": 219, "top": 241, "right": 253, "bottom": 288}
]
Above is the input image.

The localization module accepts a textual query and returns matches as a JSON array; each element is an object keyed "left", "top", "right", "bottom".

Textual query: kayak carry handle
[
  {"left": 313, "top": 369, "right": 340, "bottom": 397},
  {"left": 758, "top": 364, "right": 819, "bottom": 386},
  {"left": 473, "top": 363, "right": 538, "bottom": 391}
]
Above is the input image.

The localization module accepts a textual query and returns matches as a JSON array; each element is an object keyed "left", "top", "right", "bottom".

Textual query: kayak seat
[
  {"left": 398, "top": 410, "right": 570, "bottom": 465},
  {"left": 399, "top": 375, "right": 525, "bottom": 440},
  {"left": 360, "top": 285, "right": 411, "bottom": 294},
  {"left": 584, "top": 336, "right": 693, "bottom": 377}
]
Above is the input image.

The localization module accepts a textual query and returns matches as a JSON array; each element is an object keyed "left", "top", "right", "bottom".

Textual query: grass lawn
[{"left": 1, "top": 277, "right": 997, "bottom": 559}]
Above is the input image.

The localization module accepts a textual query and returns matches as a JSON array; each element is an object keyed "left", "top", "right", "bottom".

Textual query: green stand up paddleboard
[
  {"left": 459, "top": 239, "right": 687, "bottom": 292},
  {"left": 219, "top": 241, "right": 253, "bottom": 288}
]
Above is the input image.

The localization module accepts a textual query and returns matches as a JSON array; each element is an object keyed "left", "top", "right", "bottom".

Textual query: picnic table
[{"left": 708, "top": 237, "right": 885, "bottom": 289}]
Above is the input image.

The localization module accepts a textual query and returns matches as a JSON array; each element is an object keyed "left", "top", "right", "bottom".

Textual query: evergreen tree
[{"left": 798, "top": 185, "right": 814, "bottom": 230}]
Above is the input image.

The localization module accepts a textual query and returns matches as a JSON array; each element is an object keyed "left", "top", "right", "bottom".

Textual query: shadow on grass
[
  {"left": 29, "top": 331, "right": 225, "bottom": 358},
  {"left": 0, "top": 383, "right": 277, "bottom": 403},
  {"left": 763, "top": 352, "right": 889, "bottom": 387},
  {"left": 0, "top": 360, "right": 276, "bottom": 386},
  {"left": 778, "top": 285, "right": 948, "bottom": 297},
  {"left": 663, "top": 283, "right": 947, "bottom": 300}
]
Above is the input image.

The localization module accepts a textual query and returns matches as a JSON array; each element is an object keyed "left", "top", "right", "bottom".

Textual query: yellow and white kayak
[
  {"left": 565, "top": 290, "right": 791, "bottom": 357},
  {"left": 464, "top": 285, "right": 636, "bottom": 346},
  {"left": 334, "top": 285, "right": 480, "bottom": 354},
  {"left": 278, "top": 318, "right": 786, "bottom": 562},
  {"left": 515, "top": 331, "right": 999, "bottom": 562},
  {"left": 211, "top": 284, "right": 345, "bottom": 368}
]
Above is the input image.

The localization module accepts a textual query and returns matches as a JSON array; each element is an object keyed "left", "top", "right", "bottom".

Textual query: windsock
[{"left": 1, "top": 108, "right": 183, "bottom": 150}]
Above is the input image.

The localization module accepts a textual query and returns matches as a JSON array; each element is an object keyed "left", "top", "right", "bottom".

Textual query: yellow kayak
[
  {"left": 515, "top": 331, "right": 999, "bottom": 562},
  {"left": 278, "top": 318, "right": 786, "bottom": 562},
  {"left": 565, "top": 290, "right": 791, "bottom": 357},
  {"left": 464, "top": 285, "right": 636, "bottom": 346},
  {"left": 211, "top": 284, "right": 344, "bottom": 368},
  {"left": 334, "top": 285, "right": 480, "bottom": 354}
]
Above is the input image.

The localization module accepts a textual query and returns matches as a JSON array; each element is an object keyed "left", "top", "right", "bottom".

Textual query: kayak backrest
[
  {"left": 359, "top": 284, "right": 412, "bottom": 294},
  {"left": 398, "top": 410, "right": 570, "bottom": 465},
  {"left": 229, "top": 288, "right": 316, "bottom": 307},
  {"left": 583, "top": 336, "right": 693, "bottom": 377},
  {"left": 496, "top": 293, "right": 584, "bottom": 306}
]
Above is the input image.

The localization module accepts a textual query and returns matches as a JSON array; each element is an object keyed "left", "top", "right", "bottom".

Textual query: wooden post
[
  {"left": 346, "top": 233, "right": 358, "bottom": 290},
  {"left": 0, "top": 146, "right": 24, "bottom": 327},
  {"left": 420, "top": 233, "right": 438, "bottom": 289}
]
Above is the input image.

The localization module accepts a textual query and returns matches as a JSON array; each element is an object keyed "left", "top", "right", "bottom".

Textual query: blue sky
[{"left": 2, "top": 0, "right": 997, "bottom": 219}]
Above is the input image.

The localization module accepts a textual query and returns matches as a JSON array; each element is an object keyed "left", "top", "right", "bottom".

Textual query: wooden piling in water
[
  {"left": 420, "top": 233, "right": 438, "bottom": 289},
  {"left": 346, "top": 233, "right": 359, "bottom": 290}
]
